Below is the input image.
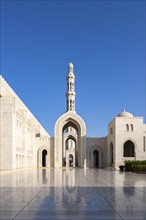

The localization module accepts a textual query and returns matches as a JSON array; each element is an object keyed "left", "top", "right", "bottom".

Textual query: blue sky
[{"left": 1, "top": 0, "right": 145, "bottom": 137}]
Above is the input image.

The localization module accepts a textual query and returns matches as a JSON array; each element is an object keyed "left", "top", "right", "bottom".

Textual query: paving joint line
[{"left": 12, "top": 186, "right": 46, "bottom": 220}]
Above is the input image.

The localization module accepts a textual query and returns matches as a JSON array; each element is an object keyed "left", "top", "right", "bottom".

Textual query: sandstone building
[{"left": 0, "top": 63, "right": 146, "bottom": 170}]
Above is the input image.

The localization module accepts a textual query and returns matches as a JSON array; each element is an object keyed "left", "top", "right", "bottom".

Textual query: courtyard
[{"left": 0, "top": 168, "right": 146, "bottom": 220}]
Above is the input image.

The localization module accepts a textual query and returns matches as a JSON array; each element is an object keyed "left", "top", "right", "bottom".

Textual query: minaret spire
[{"left": 66, "top": 62, "right": 76, "bottom": 112}]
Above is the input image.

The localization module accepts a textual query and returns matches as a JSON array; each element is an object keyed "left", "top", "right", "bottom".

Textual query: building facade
[{"left": 0, "top": 63, "right": 146, "bottom": 170}]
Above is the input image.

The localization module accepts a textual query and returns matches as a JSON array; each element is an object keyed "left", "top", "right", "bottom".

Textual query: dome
[
  {"left": 117, "top": 109, "right": 134, "bottom": 118},
  {"left": 68, "top": 62, "right": 73, "bottom": 68},
  {"left": 67, "top": 62, "right": 74, "bottom": 77}
]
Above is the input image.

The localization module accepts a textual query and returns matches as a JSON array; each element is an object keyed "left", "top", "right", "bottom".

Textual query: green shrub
[
  {"left": 125, "top": 160, "right": 146, "bottom": 172},
  {"left": 131, "top": 165, "right": 146, "bottom": 172}
]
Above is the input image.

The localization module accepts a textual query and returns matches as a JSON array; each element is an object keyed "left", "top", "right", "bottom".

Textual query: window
[
  {"left": 126, "top": 124, "right": 129, "bottom": 131},
  {"left": 70, "top": 82, "right": 72, "bottom": 91},
  {"left": 131, "top": 124, "right": 133, "bottom": 131},
  {"left": 36, "top": 133, "right": 40, "bottom": 137}
]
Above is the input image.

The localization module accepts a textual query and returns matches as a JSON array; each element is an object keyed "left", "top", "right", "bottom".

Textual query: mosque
[{"left": 0, "top": 63, "right": 145, "bottom": 170}]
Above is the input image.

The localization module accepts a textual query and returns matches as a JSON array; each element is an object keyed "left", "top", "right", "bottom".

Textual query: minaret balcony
[{"left": 66, "top": 91, "right": 76, "bottom": 96}]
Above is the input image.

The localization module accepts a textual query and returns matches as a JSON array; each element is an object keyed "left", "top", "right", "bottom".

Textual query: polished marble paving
[{"left": 0, "top": 168, "right": 146, "bottom": 219}]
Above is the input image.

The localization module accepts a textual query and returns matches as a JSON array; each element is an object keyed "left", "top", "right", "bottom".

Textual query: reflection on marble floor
[{"left": 0, "top": 168, "right": 146, "bottom": 219}]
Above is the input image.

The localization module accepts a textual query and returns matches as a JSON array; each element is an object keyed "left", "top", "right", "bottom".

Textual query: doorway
[
  {"left": 110, "top": 143, "right": 113, "bottom": 166},
  {"left": 42, "top": 150, "right": 47, "bottom": 167},
  {"left": 93, "top": 150, "right": 99, "bottom": 168},
  {"left": 69, "top": 154, "right": 73, "bottom": 167}
]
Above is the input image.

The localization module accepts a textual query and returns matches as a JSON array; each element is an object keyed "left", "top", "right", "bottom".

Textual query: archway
[
  {"left": 89, "top": 145, "right": 103, "bottom": 168},
  {"left": 123, "top": 140, "right": 135, "bottom": 157},
  {"left": 37, "top": 147, "right": 50, "bottom": 168},
  {"left": 63, "top": 122, "right": 78, "bottom": 168},
  {"left": 69, "top": 154, "right": 73, "bottom": 167},
  {"left": 93, "top": 150, "right": 99, "bottom": 168},
  {"left": 42, "top": 150, "right": 47, "bottom": 167},
  {"left": 110, "top": 142, "right": 114, "bottom": 167},
  {"left": 54, "top": 111, "right": 86, "bottom": 168},
  {"left": 65, "top": 135, "right": 76, "bottom": 151},
  {"left": 63, "top": 125, "right": 77, "bottom": 167},
  {"left": 62, "top": 137, "right": 76, "bottom": 167}
]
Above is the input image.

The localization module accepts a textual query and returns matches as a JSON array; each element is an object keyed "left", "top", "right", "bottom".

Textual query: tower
[{"left": 66, "top": 63, "right": 76, "bottom": 112}]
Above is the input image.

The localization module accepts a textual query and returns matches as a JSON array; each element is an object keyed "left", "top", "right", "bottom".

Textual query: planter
[{"left": 119, "top": 165, "right": 125, "bottom": 171}]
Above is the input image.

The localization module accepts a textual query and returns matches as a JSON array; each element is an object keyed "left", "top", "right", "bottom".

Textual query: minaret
[{"left": 66, "top": 62, "right": 76, "bottom": 112}]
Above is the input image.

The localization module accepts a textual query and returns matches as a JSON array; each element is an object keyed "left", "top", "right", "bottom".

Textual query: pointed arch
[
  {"left": 64, "top": 132, "right": 77, "bottom": 146},
  {"left": 130, "top": 124, "right": 134, "bottom": 131},
  {"left": 126, "top": 124, "right": 129, "bottom": 131},
  {"left": 123, "top": 140, "right": 135, "bottom": 157},
  {"left": 42, "top": 150, "right": 47, "bottom": 167},
  {"left": 89, "top": 145, "right": 103, "bottom": 168},
  {"left": 37, "top": 146, "right": 50, "bottom": 168},
  {"left": 54, "top": 111, "right": 86, "bottom": 168}
]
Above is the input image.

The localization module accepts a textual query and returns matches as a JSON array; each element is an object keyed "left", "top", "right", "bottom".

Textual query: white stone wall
[
  {"left": 114, "top": 117, "right": 145, "bottom": 168},
  {"left": 1, "top": 75, "right": 145, "bottom": 170},
  {"left": 54, "top": 111, "right": 86, "bottom": 168},
  {"left": 107, "top": 119, "right": 116, "bottom": 168},
  {"left": 86, "top": 137, "right": 107, "bottom": 168},
  {"left": 50, "top": 137, "right": 54, "bottom": 167},
  {"left": 143, "top": 124, "right": 146, "bottom": 153},
  {"left": 0, "top": 75, "right": 50, "bottom": 170},
  {"left": 0, "top": 96, "right": 14, "bottom": 169},
  {"left": 107, "top": 116, "right": 146, "bottom": 170}
]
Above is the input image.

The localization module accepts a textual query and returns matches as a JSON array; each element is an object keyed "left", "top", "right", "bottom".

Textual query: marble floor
[{"left": 0, "top": 168, "right": 146, "bottom": 220}]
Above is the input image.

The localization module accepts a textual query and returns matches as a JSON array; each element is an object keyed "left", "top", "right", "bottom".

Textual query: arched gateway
[
  {"left": 54, "top": 63, "right": 86, "bottom": 168},
  {"left": 54, "top": 111, "right": 86, "bottom": 168},
  {"left": 1, "top": 64, "right": 145, "bottom": 171}
]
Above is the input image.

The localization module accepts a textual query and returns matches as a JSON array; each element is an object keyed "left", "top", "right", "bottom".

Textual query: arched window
[
  {"left": 70, "top": 100, "right": 72, "bottom": 110},
  {"left": 131, "top": 124, "right": 133, "bottom": 131},
  {"left": 126, "top": 124, "right": 129, "bottom": 131},
  {"left": 36, "top": 133, "right": 40, "bottom": 137},
  {"left": 70, "top": 82, "right": 72, "bottom": 91},
  {"left": 123, "top": 140, "right": 135, "bottom": 157}
]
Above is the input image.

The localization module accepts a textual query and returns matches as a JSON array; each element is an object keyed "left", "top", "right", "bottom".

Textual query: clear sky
[{"left": 1, "top": 0, "right": 145, "bottom": 137}]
